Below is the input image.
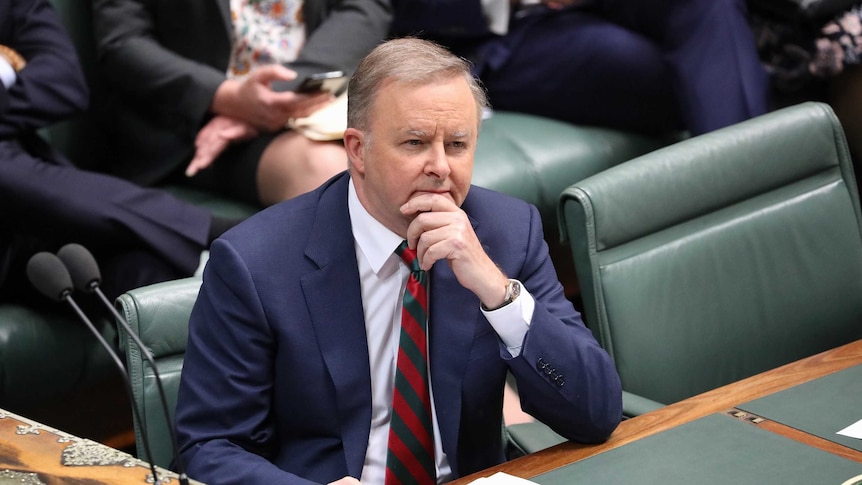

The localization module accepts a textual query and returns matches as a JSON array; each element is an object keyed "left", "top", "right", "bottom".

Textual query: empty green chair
[
  {"left": 115, "top": 277, "right": 202, "bottom": 469},
  {"left": 560, "top": 102, "right": 862, "bottom": 416}
]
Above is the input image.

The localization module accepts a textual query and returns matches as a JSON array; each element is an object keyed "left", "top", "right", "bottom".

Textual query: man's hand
[
  {"left": 0, "top": 44, "right": 26, "bottom": 72},
  {"left": 402, "top": 193, "right": 509, "bottom": 309},
  {"left": 186, "top": 115, "right": 259, "bottom": 177},
  {"left": 212, "top": 64, "right": 336, "bottom": 132}
]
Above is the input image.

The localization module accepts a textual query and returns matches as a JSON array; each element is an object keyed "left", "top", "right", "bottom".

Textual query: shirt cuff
[
  {"left": 0, "top": 57, "right": 16, "bottom": 89},
  {"left": 481, "top": 281, "right": 535, "bottom": 357}
]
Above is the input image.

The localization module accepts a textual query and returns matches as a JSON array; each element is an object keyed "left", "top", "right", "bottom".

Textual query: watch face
[{"left": 508, "top": 280, "right": 521, "bottom": 301}]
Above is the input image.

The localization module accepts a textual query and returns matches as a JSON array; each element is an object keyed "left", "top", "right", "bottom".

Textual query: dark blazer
[
  {"left": 175, "top": 172, "right": 622, "bottom": 484},
  {"left": 0, "top": 0, "right": 211, "bottom": 299},
  {"left": 0, "top": 0, "right": 87, "bottom": 139},
  {"left": 389, "top": 0, "right": 768, "bottom": 136},
  {"left": 92, "top": 0, "right": 392, "bottom": 185}
]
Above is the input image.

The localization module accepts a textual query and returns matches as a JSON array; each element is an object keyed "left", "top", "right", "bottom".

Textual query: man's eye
[{"left": 406, "top": 140, "right": 422, "bottom": 146}]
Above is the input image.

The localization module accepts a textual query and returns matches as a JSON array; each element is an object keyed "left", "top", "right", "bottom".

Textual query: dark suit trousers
[
  {"left": 466, "top": 0, "right": 769, "bottom": 135},
  {"left": 0, "top": 138, "right": 210, "bottom": 302}
]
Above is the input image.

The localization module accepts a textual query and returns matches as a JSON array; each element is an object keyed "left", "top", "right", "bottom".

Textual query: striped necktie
[{"left": 386, "top": 241, "right": 435, "bottom": 485}]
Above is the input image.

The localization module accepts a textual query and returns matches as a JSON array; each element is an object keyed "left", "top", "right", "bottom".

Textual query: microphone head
[
  {"left": 57, "top": 243, "right": 101, "bottom": 293},
  {"left": 26, "top": 252, "right": 74, "bottom": 302}
]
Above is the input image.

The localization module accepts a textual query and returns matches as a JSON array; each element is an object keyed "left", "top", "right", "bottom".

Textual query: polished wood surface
[
  {"left": 0, "top": 408, "right": 197, "bottom": 485},
  {"left": 450, "top": 339, "right": 862, "bottom": 484}
]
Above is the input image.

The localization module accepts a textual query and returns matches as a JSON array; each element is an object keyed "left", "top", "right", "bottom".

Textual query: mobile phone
[{"left": 295, "top": 71, "right": 348, "bottom": 94}]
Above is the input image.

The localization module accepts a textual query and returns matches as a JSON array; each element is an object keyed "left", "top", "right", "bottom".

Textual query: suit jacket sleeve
[
  {"left": 287, "top": 0, "right": 392, "bottom": 81},
  {"left": 0, "top": 0, "right": 88, "bottom": 138},
  {"left": 175, "top": 239, "right": 318, "bottom": 485},
  {"left": 92, "top": 0, "right": 225, "bottom": 135},
  {"left": 499, "top": 201, "right": 623, "bottom": 443}
]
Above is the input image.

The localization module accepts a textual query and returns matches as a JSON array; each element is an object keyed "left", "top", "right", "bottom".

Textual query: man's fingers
[{"left": 401, "top": 193, "right": 457, "bottom": 216}]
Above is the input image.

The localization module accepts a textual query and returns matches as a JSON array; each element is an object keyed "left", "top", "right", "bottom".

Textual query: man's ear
[{"left": 343, "top": 127, "right": 366, "bottom": 175}]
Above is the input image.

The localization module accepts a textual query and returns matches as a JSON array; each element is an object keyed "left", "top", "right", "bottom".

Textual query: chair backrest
[
  {"left": 560, "top": 102, "right": 862, "bottom": 407},
  {"left": 115, "top": 277, "right": 202, "bottom": 469}
]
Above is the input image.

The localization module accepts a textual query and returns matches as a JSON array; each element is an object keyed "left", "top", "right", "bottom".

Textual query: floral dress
[
  {"left": 751, "top": 4, "right": 862, "bottom": 93},
  {"left": 227, "top": 0, "right": 307, "bottom": 80}
]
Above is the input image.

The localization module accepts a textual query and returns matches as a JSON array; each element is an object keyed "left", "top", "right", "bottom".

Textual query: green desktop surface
[
  {"left": 533, "top": 414, "right": 862, "bottom": 485},
  {"left": 738, "top": 363, "right": 862, "bottom": 452}
]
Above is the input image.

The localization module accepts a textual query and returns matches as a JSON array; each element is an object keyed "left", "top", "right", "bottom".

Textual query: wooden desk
[
  {"left": 0, "top": 408, "right": 199, "bottom": 484},
  {"left": 451, "top": 339, "right": 862, "bottom": 484}
]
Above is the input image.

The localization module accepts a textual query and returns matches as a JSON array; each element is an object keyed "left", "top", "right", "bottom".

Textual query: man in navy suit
[
  {"left": 175, "top": 38, "right": 622, "bottom": 484},
  {"left": 391, "top": 0, "right": 770, "bottom": 136},
  {"left": 0, "top": 0, "right": 232, "bottom": 303}
]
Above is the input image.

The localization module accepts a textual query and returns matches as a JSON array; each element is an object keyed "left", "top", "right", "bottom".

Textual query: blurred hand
[
  {"left": 327, "top": 477, "right": 361, "bottom": 485},
  {"left": 541, "top": 0, "right": 580, "bottom": 8},
  {"left": 213, "top": 64, "right": 336, "bottom": 132},
  {"left": 186, "top": 115, "right": 259, "bottom": 177}
]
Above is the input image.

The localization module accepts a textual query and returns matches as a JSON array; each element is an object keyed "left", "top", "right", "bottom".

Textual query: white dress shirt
[
  {"left": 0, "top": 57, "right": 16, "bottom": 89},
  {"left": 482, "top": 0, "right": 543, "bottom": 35},
  {"left": 348, "top": 179, "right": 534, "bottom": 483}
]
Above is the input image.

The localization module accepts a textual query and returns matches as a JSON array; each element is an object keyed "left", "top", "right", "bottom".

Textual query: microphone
[
  {"left": 57, "top": 243, "right": 190, "bottom": 485},
  {"left": 25, "top": 252, "right": 162, "bottom": 485}
]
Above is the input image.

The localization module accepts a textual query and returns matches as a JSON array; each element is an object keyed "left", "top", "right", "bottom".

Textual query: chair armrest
[
  {"left": 622, "top": 390, "right": 665, "bottom": 418},
  {"left": 505, "top": 421, "right": 567, "bottom": 455}
]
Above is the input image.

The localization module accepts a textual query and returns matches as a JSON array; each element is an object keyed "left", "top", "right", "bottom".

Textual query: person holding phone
[{"left": 93, "top": 0, "right": 391, "bottom": 207}]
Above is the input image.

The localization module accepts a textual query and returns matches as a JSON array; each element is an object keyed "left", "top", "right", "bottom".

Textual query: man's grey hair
[{"left": 347, "top": 37, "right": 489, "bottom": 132}]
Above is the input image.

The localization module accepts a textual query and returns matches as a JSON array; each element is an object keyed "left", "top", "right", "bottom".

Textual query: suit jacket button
[{"left": 537, "top": 358, "right": 548, "bottom": 371}]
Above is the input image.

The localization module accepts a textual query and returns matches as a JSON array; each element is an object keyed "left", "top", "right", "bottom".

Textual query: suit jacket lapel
[{"left": 302, "top": 174, "right": 371, "bottom": 477}]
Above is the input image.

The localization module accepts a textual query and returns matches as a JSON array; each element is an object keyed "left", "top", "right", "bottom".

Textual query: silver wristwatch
[{"left": 483, "top": 279, "right": 521, "bottom": 311}]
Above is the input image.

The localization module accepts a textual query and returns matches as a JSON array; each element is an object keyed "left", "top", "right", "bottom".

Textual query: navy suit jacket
[{"left": 175, "top": 172, "right": 622, "bottom": 484}]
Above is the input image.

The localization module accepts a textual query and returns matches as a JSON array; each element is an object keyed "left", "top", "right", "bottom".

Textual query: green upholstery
[
  {"left": 115, "top": 277, "right": 202, "bottom": 469},
  {"left": 472, "top": 112, "right": 671, "bottom": 233},
  {"left": 0, "top": 304, "right": 117, "bottom": 409},
  {"left": 560, "top": 101, "right": 862, "bottom": 414}
]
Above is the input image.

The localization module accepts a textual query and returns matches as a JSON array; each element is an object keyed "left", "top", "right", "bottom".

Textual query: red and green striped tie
[{"left": 386, "top": 241, "right": 435, "bottom": 485}]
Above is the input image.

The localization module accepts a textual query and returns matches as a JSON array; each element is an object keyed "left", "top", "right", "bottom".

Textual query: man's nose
[{"left": 424, "top": 142, "right": 452, "bottom": 178}]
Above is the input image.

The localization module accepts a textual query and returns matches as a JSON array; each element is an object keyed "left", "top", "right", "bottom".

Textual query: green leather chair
[
  {"left": 115, "top": 277, "right": 202, "bottom": 469},
  {"left": 560, "top": 101, "right": 862, "bottom": 416}
]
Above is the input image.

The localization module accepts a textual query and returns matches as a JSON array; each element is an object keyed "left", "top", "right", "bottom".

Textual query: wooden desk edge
[{"left": 448, "top": 339, "right": 862, "bottom": 484}]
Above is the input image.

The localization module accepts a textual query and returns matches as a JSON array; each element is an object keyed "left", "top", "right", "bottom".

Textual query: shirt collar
[{"left": 348, "top": 177, "right": 404, "bottom": 274}]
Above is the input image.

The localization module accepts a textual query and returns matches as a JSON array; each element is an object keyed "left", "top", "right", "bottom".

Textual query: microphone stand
[
  {"left": 55, "top": 243, "right": 189, "bottom": 485},
  {"left": 93, "top": 285, "right": 190, "bottom": 485},
  {"left": 61, "top": 293, "right": 164, "bottom": 485}
]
